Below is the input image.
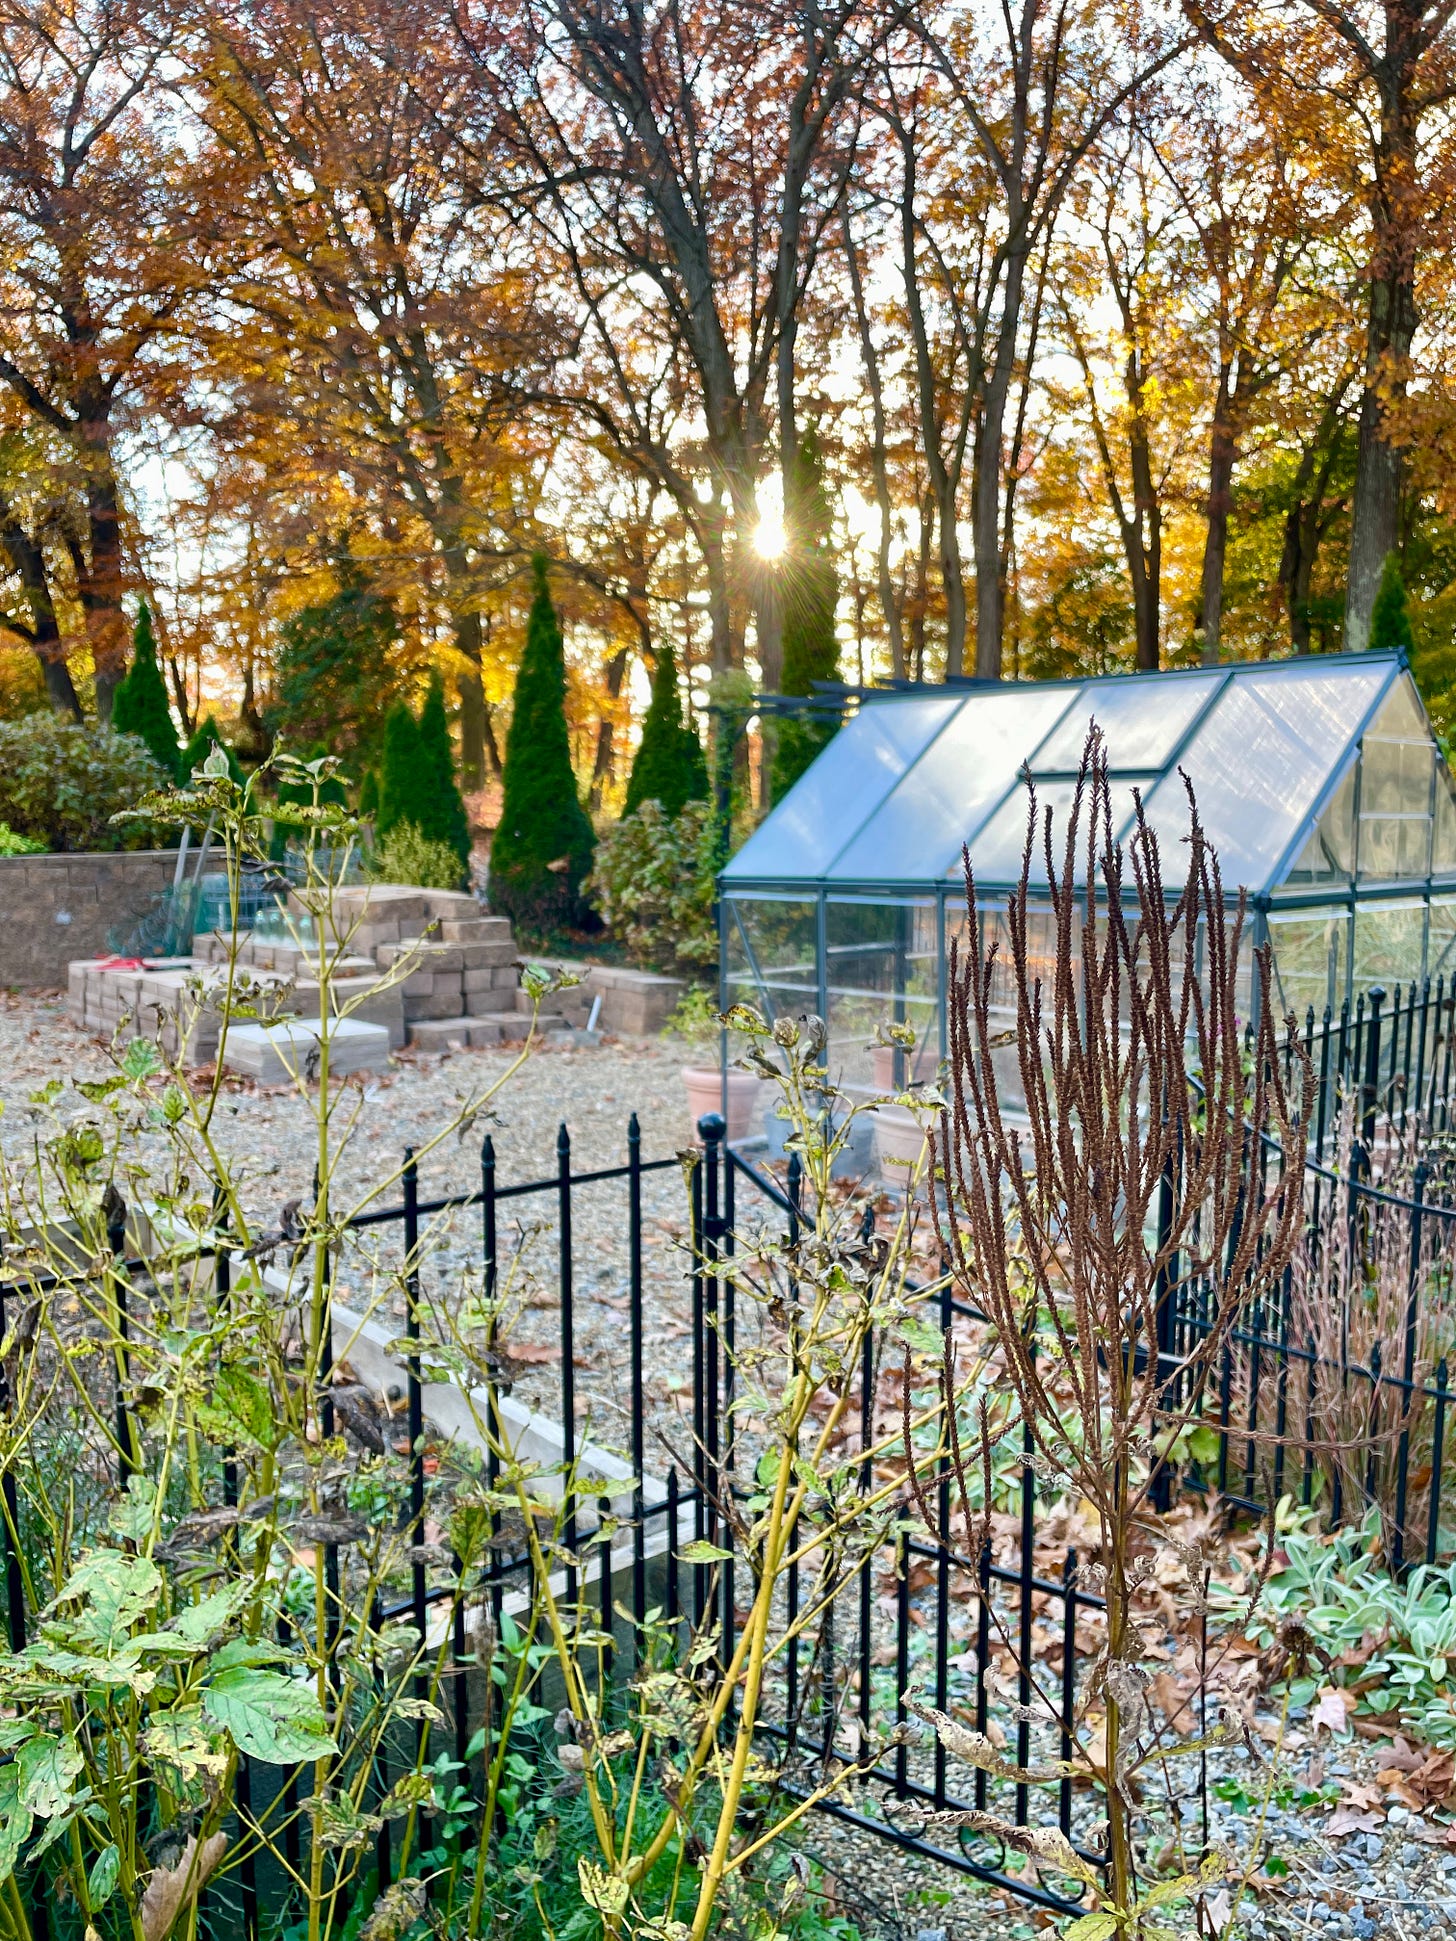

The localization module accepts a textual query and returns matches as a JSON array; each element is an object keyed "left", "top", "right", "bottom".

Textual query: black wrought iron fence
[{"left": 6, "top": 1030, "right": 1456, "bottom": 1936}]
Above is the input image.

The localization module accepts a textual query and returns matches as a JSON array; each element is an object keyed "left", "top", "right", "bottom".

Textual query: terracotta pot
[
  {"left": 873, "top": 1103, "right": 929, "bottom": 1178},
  {"left": 872, "top": 1043, "right": 908, "bottom": 1091},
  {"left": 682, "top": 1066, "right": 763, "bottom": 1145}
]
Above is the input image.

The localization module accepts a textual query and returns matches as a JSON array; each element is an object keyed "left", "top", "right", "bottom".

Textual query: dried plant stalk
[{"left": 928, "top": 732, "right": 1313, "bottom": 1921}]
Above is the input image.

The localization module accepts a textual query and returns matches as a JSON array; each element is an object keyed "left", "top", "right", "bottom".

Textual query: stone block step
[
  {"left": 439, "top": 916, "right": 513, "bottom": 945},
  {"left": 221, "top": 1017, "right": 391, "bottom": 1084},
  {"left": 458, "top": 1009, "right": 567, "bottom": 1042}
]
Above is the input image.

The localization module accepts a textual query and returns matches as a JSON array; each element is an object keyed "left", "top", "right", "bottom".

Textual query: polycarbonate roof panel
[
  {"left": 1030, "top": 672, "right": 1223, "bottom": 774},
  {"left": 960, "top": 773, "right": 1159, "bottom": 885},
  {"left": 722, "top": 654, "right": 1411, "bottom": 894},
  {"left": 722, "top": 691, "right": 962, "bottom": 881},
  {"left": 1136, "top": 660, "right": 1393, "bottom": 892},
  {"left": 827, "top": 685, "right": 1076, "bottom": 883}
]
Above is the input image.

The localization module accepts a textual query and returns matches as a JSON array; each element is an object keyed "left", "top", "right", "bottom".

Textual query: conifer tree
[
  {"left": 358, "top": 768, "right": 379, "bottom": 822},
  {"left": 111, "top": 603, "right": 181, "bottom": 780},
  {"left": 376, "top": 702, "right": 428, "bottom": 838},
  {"left": 771, "top": 427, "right": 841, "bottom": 799},
  {"left": 417, "top": 670, "right": 472, "bottom": 872},
  {"left": 624, "top": 640, "right": 708, "bottom": 818},
  {"left": 491, "top": 555, "right": 595, "bottom": 930},
  {"left": 1369, "top": 553, "right": 1415, "bottom": 654},
  {"left": 178, "top": 714, "right": 243, "bottom": 785}
]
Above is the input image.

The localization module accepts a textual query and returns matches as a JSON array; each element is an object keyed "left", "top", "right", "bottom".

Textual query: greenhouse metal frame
[{"left": 718, "top": 651, "right": 1456, "bottom": 1097}]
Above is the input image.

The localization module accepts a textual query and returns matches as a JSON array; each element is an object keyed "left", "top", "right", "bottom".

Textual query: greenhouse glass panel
[
  {"left": 723, "top": 692, "right": 961, "bottom": 882},
  {"left": 827, "top": 685, "right": 1074, "bottom": 883},
  {"left": 1352, "top": 899, "right": 1427, "bottom": 990},
  {"left": 1430, "top": 898, "right": 1456, "bottom": 980},
  {"left": 1358, "top": 688, "right": 1435, "bottom": 883},
  {"left": 1266, "top": 908, "right": 1350, "bottom": 1019},
  {"left": 1434, "top": 777, "right": 1456, "bottom": 874},
  {"left": 723, "top": 897, "right": 819, "bottom": 1017},
  {"left": 1030, "top": 670, "right": 1221, "bottom": 772},
  {"left": 1136, "top": 661, "right": 1390, "bottom": 891},
  {"left": 824, "top": 899, "right": 938, "bottom": 1086},
  {"left": 1285, "top": 763, "right": 1356, "bottom": 887}
]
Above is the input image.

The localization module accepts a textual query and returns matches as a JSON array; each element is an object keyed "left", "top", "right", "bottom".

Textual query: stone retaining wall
[{"left": 0, "top": 849, "right": 178, "bottom": 989}]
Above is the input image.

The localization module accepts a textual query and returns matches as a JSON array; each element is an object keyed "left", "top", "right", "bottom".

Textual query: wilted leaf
[
  {"left": 1062, "top": 1917, "right": 1117, "bottom": 1941},
  {"left": 139, "top": 1831, "right": 227, "bottom": 1941},
  {"left": 53, "top": 1549, "right": 161, "bottom": 1654},
  {"left": 577, "top": 1856, "right": 629, "bottom": 1916},
  {"left": 1312, "top": 1687, "right": 1356, "bottom": 1737},
  {"left": 142, "top": 1712, "right": 228, "bottom": 1784},
  {"left": 16, "top": 1732, "right": 81, "bottom": 1817}
]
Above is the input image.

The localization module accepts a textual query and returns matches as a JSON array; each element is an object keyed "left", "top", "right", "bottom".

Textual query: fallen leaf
[
  {"left": 1153, "top": 1670, "right": 1198, "bottom": 1737},
  {"left": 1325, "top": 1808, "right": 1383, "bottom": 1838},
  {"left": 1312, "top": 1688, "right": 1356, "bottom": 1738}
]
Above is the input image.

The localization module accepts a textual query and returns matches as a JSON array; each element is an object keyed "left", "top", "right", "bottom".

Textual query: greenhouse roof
[{"left": 722, "top": 651, "right": 1456, "bottom": 897}]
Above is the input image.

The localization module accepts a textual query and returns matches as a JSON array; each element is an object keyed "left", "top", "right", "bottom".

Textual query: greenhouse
[{"left": 719, "top": 651, "right": 1456, "bottom": 1092}]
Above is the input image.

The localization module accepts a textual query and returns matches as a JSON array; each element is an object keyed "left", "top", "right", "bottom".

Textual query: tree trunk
[
  {"left": 1126, "top": 354, "right": 1161, "bottom": 672},
  {"left": 972, "top": 250, "right": 1028, "bottom": 681},
  {"left": 1346, "top": 88, "right": 1419, "bottom": 650},
  {"left": 1199, "top": 368, "right": 1236, "bottom": 666},
  {"left": 76, "top": 401, "right": 129, "bottom": 721},
  {"left": 590, "top": 645, "right": 630, "bottom": 808},
  {"left": 843, "top": 203, "right": 906, "bottom": 677},
  {"left": 0, "top": 514, "right": 81, "bottom": 719}
]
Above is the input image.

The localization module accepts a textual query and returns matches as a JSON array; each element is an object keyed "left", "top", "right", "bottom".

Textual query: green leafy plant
[
  {"left": 662, "top": 983, "right": 720, "bottom": 1045},
  {"left": 1245, "top": 1520, "right": 1456, "bottom": 1748},
  {"left": 367, "top": 820, "right": 470, "bottom": 892},
  {"left": 0, "top": 713, "right": 170, "bottom": 850},
  {"left": 587, "top": 798, "right": 716, "bottom": 972},
  {"left": 0, "top": 820, "right": 45, "bottom": 855}
]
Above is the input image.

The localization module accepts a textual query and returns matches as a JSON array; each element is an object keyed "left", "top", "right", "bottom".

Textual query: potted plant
[{"left": 669, "top": 987, "right": 764, "bottom": 1143}]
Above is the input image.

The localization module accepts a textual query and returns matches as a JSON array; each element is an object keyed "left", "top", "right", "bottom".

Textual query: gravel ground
[{"left": 7, "top": 990, "right": 1455, "bottom": 1939}]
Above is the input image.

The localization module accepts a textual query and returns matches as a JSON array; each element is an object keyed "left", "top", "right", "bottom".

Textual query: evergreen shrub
[
  {"left": 417, "top": 671, "right": 472, "bottom": 870},
  {"left": 490, "top": 556, "right": 595, "bottom": 931},
  {"left": 111, "top": 603, "right": 180, "bottom": 780},
  {"left": 624, "top": 641, "right": 707, "bottom": 818}
]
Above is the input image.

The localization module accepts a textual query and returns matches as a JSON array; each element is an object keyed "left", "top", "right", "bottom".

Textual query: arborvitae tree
[
  {"left": 771, "top": 427, "right": 841, "bottom": 799},
  {"left": 624, "top": 640, "right": 708, "bottom": 819},
  {"left": 1369, "top": 553, "right": 1416, "bottom": 654},
  {"left": 178, "top": 714, "right": 243, "bottom": 785},
  {"left": 357, "top": 767, "right": 380, "bottom": 822},
  {"left": 491, "top": 555, "right": 595, "bottom": 931},
  {"left": 111, "top": 603, "right": 181, "bottom": 780},
  {"left": 376, "top": 702, "right": 428, "bottom": 839},
  {"left": 417, "top": 670, "right": 472, "bottom": 873},
  {"left": 272, "top": 555, "right": 409, "bottom": 768}
]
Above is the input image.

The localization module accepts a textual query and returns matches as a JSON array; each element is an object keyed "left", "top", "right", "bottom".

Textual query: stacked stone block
[{"left": 72, "top": 884, "right": 570, "bottom": 1058}]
